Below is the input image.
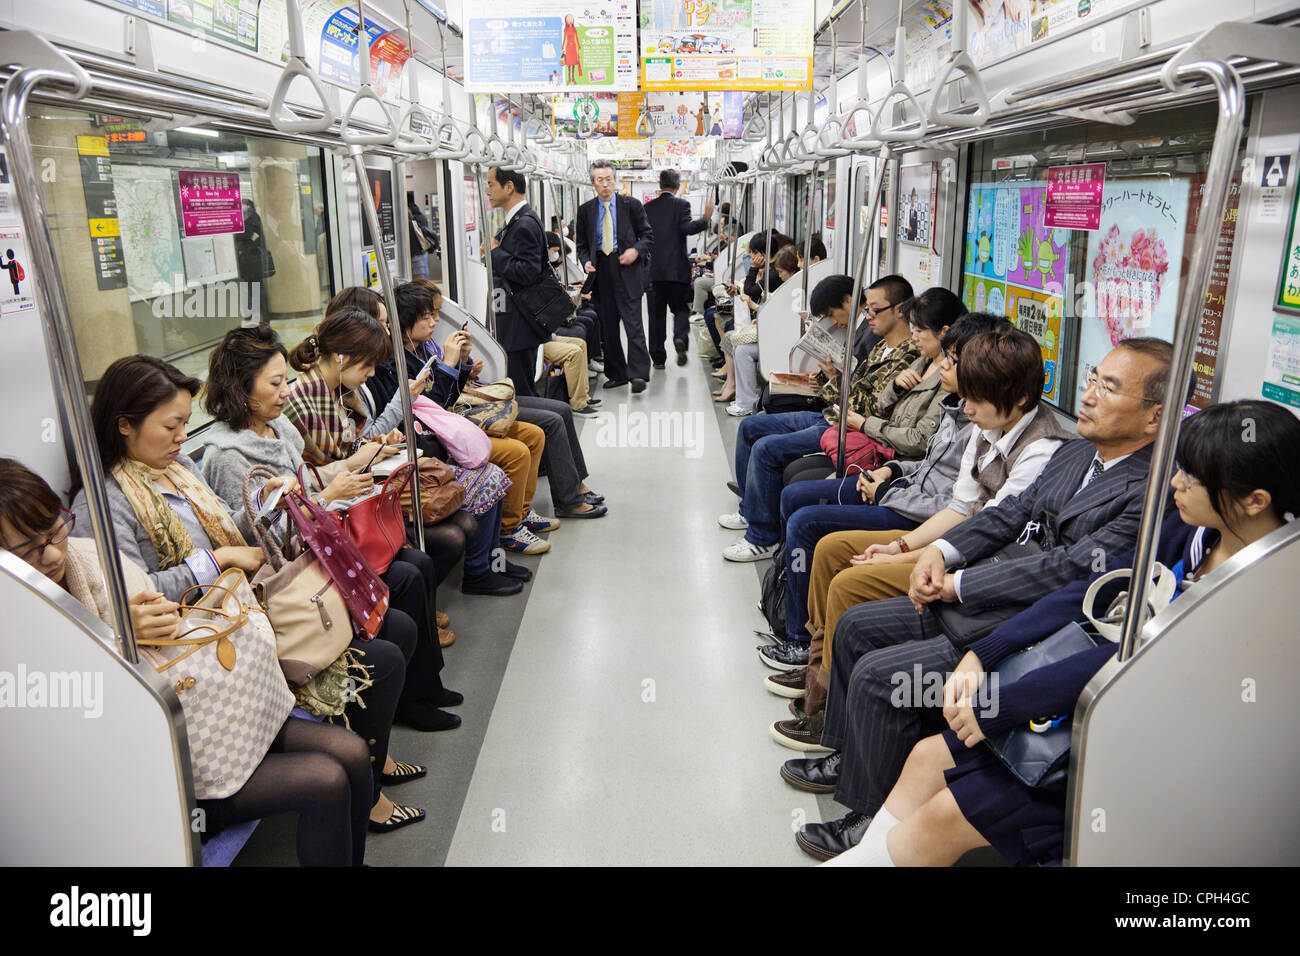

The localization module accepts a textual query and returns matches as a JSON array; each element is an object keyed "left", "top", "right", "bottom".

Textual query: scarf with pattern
[
  {"left": 111, "top": 458, "right": 246, "bottom": 570},
  {"left": 283, "top": 364, "right": 368, "bottom": 466}
]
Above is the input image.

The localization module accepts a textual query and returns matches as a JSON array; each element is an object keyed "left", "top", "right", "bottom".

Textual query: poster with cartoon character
[
  {"left": 0, "top": 225, "right": 34, "bottom": 315},
  {"left": 1005, "top": 186, "right": 1067, "bottom": 294},
  {"left": 1006, "top": 286, "right": 1063, "bottom": 402},
  {"left": 962, "top": 184, "right": 1014, "bottom": 280},
  {"left": 1075, "top": 176, "right": 1191, "bottom": 407}
]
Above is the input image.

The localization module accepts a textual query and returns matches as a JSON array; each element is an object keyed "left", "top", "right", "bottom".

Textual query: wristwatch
[{"left": 895, "top": 537, "right": 911, "bottom": 554}]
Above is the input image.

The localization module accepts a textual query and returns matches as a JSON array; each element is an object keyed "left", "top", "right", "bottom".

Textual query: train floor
[{"left": 231, "top": 329, "right": 1004, "bottom": 866}]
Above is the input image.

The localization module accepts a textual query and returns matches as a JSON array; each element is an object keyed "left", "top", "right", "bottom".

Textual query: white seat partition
[
  {"left": 757, "top": 258, "right": 837, "bottom": 375},
  {"left": 1068, "top": 520, "right": 1300, "bottom": 865},
  {"left": 434, "top": 292, "right": 506, "bottom": 385},
  {"left": 0, "top": 552, "right": 196, "bottom": 865}
]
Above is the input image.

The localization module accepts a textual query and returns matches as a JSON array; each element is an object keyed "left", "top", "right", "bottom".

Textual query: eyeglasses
[
  {"left": 8, "top": 509, "right": 75, "bottom": 564},
  {"left": 941, "top": 347, "right": 959, "bottom": 366},
  {"left": 1082, "top": 372, "right": 1157, "bottom": 404},
  {"left": 1173, "top": 465, "right": 1203, "bottom": 490}
]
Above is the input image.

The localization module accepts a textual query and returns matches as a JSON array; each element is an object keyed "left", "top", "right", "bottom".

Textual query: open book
[{"left": 793, "top": 323, "right": 843, "bottom": 368}]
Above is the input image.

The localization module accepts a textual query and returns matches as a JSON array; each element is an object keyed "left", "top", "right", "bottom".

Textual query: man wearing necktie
[{"left": 576, "top": 160, "right": 655, "bottom": 392}]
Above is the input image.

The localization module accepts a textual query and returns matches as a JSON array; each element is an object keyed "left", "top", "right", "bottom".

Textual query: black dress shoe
[
  {"left": 603, "top": 379, "right": 628, "bottom": 389},
  {"left": 674, "top": 339, "right": 688, "bottom": 366},
  {"left": 710, "top": 356, "right": 725, "bottom": 369},
  {"left": 726, "top": 479, "right": 741, "bottom": 497},
  {"left": 631, "top": 378, "right": 647, "bottom": 393},
  {"left": 556, "top": 502, "right": 608, "bottom": 519},
  {"left": 780, "top": 752, "right": 841, "bottom": 794},
  {"left": 582, "top": 491, "right": 605, "bottom": 505},
  {"left": 503, "top": 560, "right": 533, "bottom": 581},
  {"left": 397, "top": 705, "right": 462, "bottom": 732},
  {"left": 653, "top": 361, "right": 666, "bottom": 370},
  {"left": 461, "top": 570, "right": 524, "bottom": 596},
  {"left": 573, "top": 404, "right": 599, "bottom": 415},
  {"left": 434, "top": 688, "right": 464, "bottom": 707},
  {"left": 796, "top": 811, "right": 872, "bottom": 862},
  {"left": 585, "top": 397, "right": 602, "bottom": 406}
]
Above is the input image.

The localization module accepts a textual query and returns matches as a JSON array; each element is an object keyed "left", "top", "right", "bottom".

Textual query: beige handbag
[
  {"left": 242, "top": 465, "right": 354, "bottom": 687},
  {"left": 453, "top": 378, "right": 516, "bottom": 408}
]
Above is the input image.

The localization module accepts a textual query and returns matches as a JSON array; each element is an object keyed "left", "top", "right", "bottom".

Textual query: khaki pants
[
  {"left": 489, "top": 419, "right": 545, "bottom": 534},
  {"left": 542, "top": 335, "right": 590, "bottom": 410},
  {"left": 804, "top": 529, "right": 916, "bottom": 714}
]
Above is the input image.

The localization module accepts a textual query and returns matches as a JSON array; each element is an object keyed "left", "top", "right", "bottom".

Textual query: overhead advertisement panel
[
  {"left": 465, "top": 0, "right": 640, "bottom": 93},
  {"left": 639, "top": 0, "right": 815, "bottom": 91}
]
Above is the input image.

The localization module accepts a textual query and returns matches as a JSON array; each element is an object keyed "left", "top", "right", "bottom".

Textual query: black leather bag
[
  {"left": 984, "top": 622, "right": 1104, "bottom": 788},
  {"left": 930, "top": 538, "right": 1042, "bottom": 649},
  {"left": 502, "top": 212, "right": 575, "bottom": 337}
]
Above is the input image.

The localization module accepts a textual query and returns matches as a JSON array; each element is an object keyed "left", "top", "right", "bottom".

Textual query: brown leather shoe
[
  {"left": 435, "top": 611, "right": 450, "bottom": 629},
  {"left": 438, "top": 627, "right": 456, "bottom": 648}
]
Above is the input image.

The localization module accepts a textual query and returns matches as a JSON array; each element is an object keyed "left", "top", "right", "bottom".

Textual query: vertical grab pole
[
  {"left": 836, "top": 147, "right": 892, "bottom": 479},
  {"left": 469, "top": 92, "right": 500, "bottom": 339},
  {"left": 801, "top": 161, "right": 818, "bottom": 329},
  {"left": 348, "top": 146, "right": 425, "bottom": 551},
  {"left": 1116, "top": 60, "right": 1246, "bottom": 663},
  {"left": 0, "top": 65, "right": 139, "bottom": 661}
]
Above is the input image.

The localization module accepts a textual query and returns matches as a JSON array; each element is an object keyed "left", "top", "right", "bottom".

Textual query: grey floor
[{"left": 235, "top": 331, "right": 840, "bottom": 866}]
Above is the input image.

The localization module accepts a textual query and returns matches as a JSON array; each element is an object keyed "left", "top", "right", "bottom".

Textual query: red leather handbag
[
  {"left": 818, "top": 426, "right": 897, "bottom": 472},
  {"left": 297, "top": 462, "right": 412, "bottom": 575}
]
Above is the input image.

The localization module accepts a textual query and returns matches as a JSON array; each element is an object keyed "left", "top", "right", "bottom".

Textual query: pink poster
[
  {"left": 177, "top": 170, "right": 244, "bottom": 237},
  {"left": 1006, "top": 186, "right": 1067, "bottom": 294},
  {"left": 1045, "top": 162, "right": 1106, "bottom": 231}
]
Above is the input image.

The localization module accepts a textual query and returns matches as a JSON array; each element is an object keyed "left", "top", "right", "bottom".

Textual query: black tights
[
  {"left": 421, "top": 511, "right": 474, "bottom": 587},
  {"left": 384, "top": 549, "right": 450, "bottom": 718},
  {"left": 199, "top": 716, "right": 370, "bottom": 867},
  {"left": 340, "top": 630, "right": 406, "bottom": 806}
]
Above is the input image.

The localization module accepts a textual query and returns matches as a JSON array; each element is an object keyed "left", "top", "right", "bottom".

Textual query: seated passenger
[
  {"left": 827, "top": 399, "right": 1300, "bottom": 866},
  {"left": 714, "top": 231, "right": 791, "bottom": 404},
  {"left": 793, "top": 337, "right": 1174, "bottom": 861},
  {"left": 68, "top": 357, "right": 422, "bottom": 842},
  {"left": 771, "top": 325, "right": 1073, "bottom": 747},
  {"left": 719, "top": 274, "right": 918, "bottom": 562},
  {"left": 201, "top": 325, "right": 464, "bottom": 732},
  {"left": 725, "top": 244, "right": 801, "bottom": 417}
]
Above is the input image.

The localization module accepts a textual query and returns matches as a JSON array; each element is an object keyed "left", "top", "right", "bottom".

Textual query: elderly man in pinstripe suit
[{"left": 788, "top": 338, "right": 1175, "bottom": 862}]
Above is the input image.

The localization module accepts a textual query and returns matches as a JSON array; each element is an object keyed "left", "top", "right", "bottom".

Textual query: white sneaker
[
  {"left": 722, "top": 539, "right": 777, "bottom": 562},
  {"left": 726, "top": 402, "right": 755, "bottom": 417},
  {"left": 718, "top": 512, "right": 748, "bottom": 530},
  {"left": 588, "top": 359, "right": 604, "bottom": 374}
]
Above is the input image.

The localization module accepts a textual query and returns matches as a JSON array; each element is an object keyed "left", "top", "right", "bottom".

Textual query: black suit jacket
[
  {"left": 942, "top": 438, "right": 1161, "bottom": 612},
  {"left": 576, "top": 192, "right": 654, "bottom": 304},
  {"left": 489, "top": 202, "right": 550, "bottom": 351},
  {"left": 643, "top": 191, "right": 708, "bottom": 283}
]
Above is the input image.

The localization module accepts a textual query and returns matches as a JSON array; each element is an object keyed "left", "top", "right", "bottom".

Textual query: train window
[
  {"left": 960, "top": 102, "right": 1250, "bottom": 415},
  {"left": 28, "top": 105, "right": 334, "bottom": 429}
]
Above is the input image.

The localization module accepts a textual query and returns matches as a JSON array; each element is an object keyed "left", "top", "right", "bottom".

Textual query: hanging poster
[
  {"left": 465, "top": 1, "right": 639, "bottom": 92},
  {"left": 1076, "top": 176, "right": 1192, "bottom": 407},
  {"left": 1262, "top": 315, "right": 1300, "bottom": 408},
  {"left": 1187, "top": 172, "right": 1241, "bottom": 409},
  {"left": 644, "top": 92, "right": 743, "bottom": 139},
  {"left": 1275, "top": 162, "right": 1300, "bottom": 315},
  {"left": 1045, "top": 162, "right": 1106, "bottom": 230},
  {"left": 617, "top": 93, "right": 646, "bottom": 138},
  {"left": 177, "top": 170, "right": 244, "bottom": 237},
  {"left": 0, "top": 225, "right": 35, "bottom": 316},
  {"left": 360, "top": 166, "right": 396, "bottom": 251},
  {"left": 897, "top": 164, "right": 933, "bottom": 246},
  {"left": 1006, "top": 186, "right": 1067, "bottom": 294},
  {"left": 553, "top": 93, "right": 622, "bottom": 137},
  {"left": 650, "top": 138, "right": 715, "bottom": 171},
  {"left": 588, "top": 138, "right": 653, "bottom": 168},
  {"left": 1005, "top": 286, "right": 1063, "bottom": 403},
  {"left": 106, "top": 0, "right": 168, "bottom": 19},
  {"left": 640, "top": 0, "right": 816, "bottom": 92},
  {"left": 966, "top": 0, "right": 1143, "bottom": 66},
  {"left": 169, "top": 0, "right": 260, "bottom": 53},
  {"left": 288, "top": 0, "right": 409, "bottom": 97}
]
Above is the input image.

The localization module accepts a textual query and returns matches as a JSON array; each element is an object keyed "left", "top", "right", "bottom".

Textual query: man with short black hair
[
  {"left": 485, "top": 165, "right": 549, "bottom": 396},
  {"left": 644, "top": 168, "right": 713, "bottom": 368},
  {"left": 576, "top": 160, "right": 655, "bottom": 392}
]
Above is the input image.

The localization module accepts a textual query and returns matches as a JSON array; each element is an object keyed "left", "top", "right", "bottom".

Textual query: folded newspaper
[{"left": 794, "top": 323, "right": 843, "bottom": 367}]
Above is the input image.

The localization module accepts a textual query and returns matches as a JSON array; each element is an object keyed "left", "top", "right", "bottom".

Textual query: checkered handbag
[{"left": 138, "top": 568, "right": 295, "bottom": 799}]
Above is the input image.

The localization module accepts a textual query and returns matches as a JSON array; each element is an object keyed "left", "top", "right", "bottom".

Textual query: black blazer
[
  {"left": 643, "top": 191, "right": 709, "bottom": 283},
  {"left": 489, "top": 202, "right": 550, "bottom": 351},
  {"left": 942, "top": 438, "right": 1160, "bottom": 612},
  {"left": 576, "top": 192, "right": 654, "bottom": 302}
]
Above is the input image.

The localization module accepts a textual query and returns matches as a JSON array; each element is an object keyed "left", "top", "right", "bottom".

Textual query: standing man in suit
[
  {"left": 784, "top": 338, "right": 1176, "bottom": 861},
  {"left": 485, "top": 165, "right": 549, "bottom": 396},
  {"left": 644, "top": 169, "right": 713, "bottom": 368},
  {"left": 577, "top": 160, "right": 655, "bottom": 392}
]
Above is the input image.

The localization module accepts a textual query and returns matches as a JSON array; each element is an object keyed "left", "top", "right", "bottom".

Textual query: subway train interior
[{"left": 1, "top": 0, "right": 1299, "bottom": 882}]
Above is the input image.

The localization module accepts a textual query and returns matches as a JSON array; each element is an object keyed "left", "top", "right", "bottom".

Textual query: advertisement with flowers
[{"left": 1076, "top": 176, "right": 1190, "bottom": 406}]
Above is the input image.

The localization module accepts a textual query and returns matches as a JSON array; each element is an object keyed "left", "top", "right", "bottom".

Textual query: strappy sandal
[
  {"left": 368, "top": 802, "right": 426, "bottom": 833},
  {"left": 380, "top": 759, "right": 427, "bottom": 786}
]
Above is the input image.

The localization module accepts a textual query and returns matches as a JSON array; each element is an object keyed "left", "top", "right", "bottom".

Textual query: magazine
[{"left": 794, "top": 323, "right": 843, "bottom": 368}]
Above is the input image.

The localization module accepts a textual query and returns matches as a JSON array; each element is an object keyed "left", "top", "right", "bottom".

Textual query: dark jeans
[
  {"left": 516, "top": 394, "right": 589, "bottom": 509},
  {"left": 778, "top": 477, "right": 918, "bottom": 642},
  {"left": 463, "top": 499, "right": 504, "bottom": 577},
  {"left": 734, "top": 410, "right": 827, "bottom": 547},
  {"left": 647, "top": 279, "right": 692, "bottom": 364}
]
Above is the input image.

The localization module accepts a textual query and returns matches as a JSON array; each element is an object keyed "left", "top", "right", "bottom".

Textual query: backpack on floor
[
  {"left": 760, "top": 382, "right": 826, "bottom": 416},
  {"left": 759, "top": 540, "right": 788, "bottom": 640}
]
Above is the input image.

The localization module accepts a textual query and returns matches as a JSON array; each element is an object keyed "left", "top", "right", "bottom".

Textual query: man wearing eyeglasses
[
  {"left": 576, "top": 160, "right": 655, "bottom": 392},
  {"left": 796, "top": 337, "right": 1177, "bottom": 863}
]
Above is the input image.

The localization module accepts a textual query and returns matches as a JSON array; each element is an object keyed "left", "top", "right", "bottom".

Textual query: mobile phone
[
  {"left": 460, "top": 320, "right": 470, "bottom": 331},
  {"left": 416, "top": 352, "right": 439, "bottom": 380},
  {"left": 259, "top": 483, "right": 286, "bottom": 515},
  {"left": 359, "top": 443, "right": 388, "bottom": 473}
]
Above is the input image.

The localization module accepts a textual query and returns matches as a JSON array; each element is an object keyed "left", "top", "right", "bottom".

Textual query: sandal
[
  {"left": 368, "top": 802, "right": 426, "bottom": 833},
  {"left": 435, "top": 611, "right": 451, "bottom": 629},
  {"left": 380, "top": 759, "right": 427, "bottom": 786},
  {"left": 438, "top": 626, "right": 456, "bottom": 647}
]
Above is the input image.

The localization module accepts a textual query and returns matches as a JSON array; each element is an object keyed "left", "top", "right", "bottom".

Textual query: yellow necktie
[{"left": 600, "top": 202, "right": 614, "bottom": 255}]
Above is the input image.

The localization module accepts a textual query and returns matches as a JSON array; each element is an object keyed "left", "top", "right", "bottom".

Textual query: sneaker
[
  {"left": 722, "top": 539, "right": 777, "bottom": 562},
  {"left": 717, "top": 511, "right": 748, "bottom": 530},
  {"left": 726, "top": 402, "right": 755, "bottom": 417},
  {"left": 523, "top": 509, "right": 560, "bottom": 533},
  {"left": 500, "top": 526, "right": 551, "bottom": 554},
  {"left": 573, "top": 404, "right": 599, "bottom": 415},
  {"left": 796, "top": 811, "right": 871, "bottom": 862},
  {"left": 770, "top": 712, "right": 832, "bottom": 753},
  {"left": 757, "top": 639, "right": 809, "bottom": 671},
  {"left": 763, "top": 667, "right": 806, "bottom": 699},
  {"left": 462, "top": 570, "right": 524, "bottom": 596},
  {"left": 588, "top": 359, "right": 604, "bottom": 374}
]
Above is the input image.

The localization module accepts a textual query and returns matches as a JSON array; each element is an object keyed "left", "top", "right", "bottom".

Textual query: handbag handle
[
  {"left": 241, "top": 464, "right": 289, "bottom": 571},
  {"left": 142, "top": 581, "right": 247, "bottom": 672},
  {"left": 296, "top": 461, "right": 327, "bottom": 496},
  {"left": 378, "top": 460, "right": 416, "bottom": 499},
  {"left": 1083, "top": 563, "right": 1179, "bottom": 642}
]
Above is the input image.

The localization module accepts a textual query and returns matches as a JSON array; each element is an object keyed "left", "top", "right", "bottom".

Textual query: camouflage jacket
[{"left": 815, "top": 337, "right": 921, "bottom": 426}]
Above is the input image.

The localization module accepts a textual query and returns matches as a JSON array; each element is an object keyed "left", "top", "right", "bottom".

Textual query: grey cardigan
[
  {"left": 878, "top": 393, "right": 972, "bottom": 523},
  {"left": 69, "top": 454, "right": 254, "bottom": 604},
  {"left": 862, "top": 356, "right": 948, "bottom": 459}
]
